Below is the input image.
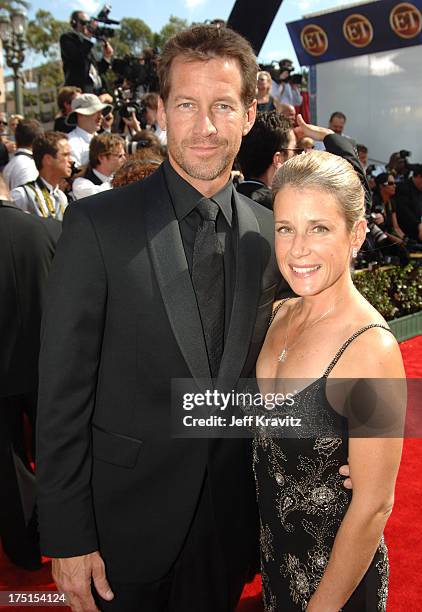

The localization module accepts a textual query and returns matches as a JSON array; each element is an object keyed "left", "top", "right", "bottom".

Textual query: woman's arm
[
  {"left": 391, "top": 211, "right": 406, "bottom": 239},
  {"left": 306, "top": 330, "right": 406, "bottom": 611}
]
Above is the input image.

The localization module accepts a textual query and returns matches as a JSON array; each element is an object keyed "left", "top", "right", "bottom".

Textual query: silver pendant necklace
[{"left": 277, "top": 299, "right": 340, "bottom": 363}]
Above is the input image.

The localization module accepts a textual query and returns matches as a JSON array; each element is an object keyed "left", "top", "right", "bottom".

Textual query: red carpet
[{"left": 1, "top": 336, "right": 421, "bottom": 611}]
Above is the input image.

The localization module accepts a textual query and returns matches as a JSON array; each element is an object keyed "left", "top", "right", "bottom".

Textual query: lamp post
[{"left": 0, "top": 7, "right": 27, "bottom": 116}]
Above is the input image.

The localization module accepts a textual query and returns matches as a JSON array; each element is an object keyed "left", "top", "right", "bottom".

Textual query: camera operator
[
  {"left": 271, "top": 59, "right": 302, "bottom": 107},
  {"left": 60, "top": 11, "right": 113, "bottom": 94},
  {"left": 364, "top": 173, "right": 409, "bottom": 265},
  {"left": 395, "top": 164, "right": 422, "bottom": 244}
]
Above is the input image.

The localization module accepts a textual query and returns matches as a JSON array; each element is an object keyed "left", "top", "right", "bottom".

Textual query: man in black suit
[
  {"left": 0, "top": 185, "right": 61, "bottom": 570},
  {"left": 37, "top": 24, "right": 282, "bottom": 612},
  {"left": 37, "top": 22, "right": 363, "bottom": 611},
  {"left": 60, "top": 11, "right": 113, "bottom": 94}
]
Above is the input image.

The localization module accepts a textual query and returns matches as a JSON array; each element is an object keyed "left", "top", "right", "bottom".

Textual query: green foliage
[
  {"left": 0, "top": 0, "right": 29, "bottom": 9},
  {"left": 26, "top": 9, "right": 68, "bottom": 59},
  {"left": 35, "top": 60, "right": 63, "bottom": 88},
  {"left": 114, "top": 18, "right": 154, "bottom": 56},
  {"left": 157, "top": 15, "right": 190, "bottom": 48},
  {"left": 353, "top": 264, "right": 422, "bottom": 320}
]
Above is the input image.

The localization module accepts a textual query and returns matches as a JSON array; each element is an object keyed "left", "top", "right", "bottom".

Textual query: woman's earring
[{"left": 352, "top": 247, "right": 358, "bottom": 258}]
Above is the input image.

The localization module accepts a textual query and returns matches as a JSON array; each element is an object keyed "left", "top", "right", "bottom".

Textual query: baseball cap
[{"left": 66, "top": 93, "right": 113, "bottom": 125}]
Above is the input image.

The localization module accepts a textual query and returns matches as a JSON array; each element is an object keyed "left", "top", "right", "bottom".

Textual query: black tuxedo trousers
[{"left": 36, "top": 165, "right": 281, "bottom": 588}]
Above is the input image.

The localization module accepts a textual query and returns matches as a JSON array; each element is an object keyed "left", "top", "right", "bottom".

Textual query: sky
[{"left": 25, "top": 0, "right": 348, "bottom": 69}]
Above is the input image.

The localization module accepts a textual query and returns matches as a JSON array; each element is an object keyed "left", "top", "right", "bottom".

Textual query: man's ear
[
  {"left": 242, "top": 99, "right": 257, "bottom": 136},
  {"left": 157, "top": 97, "right": 167, "bottom": 131},
  {"left": 273, "top": 151, "right": 283, "bottom": 169}
]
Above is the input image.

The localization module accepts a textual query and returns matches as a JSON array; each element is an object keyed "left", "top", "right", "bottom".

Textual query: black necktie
[{"left": 192, "top": 198, "right": 225, "bottom": 378}]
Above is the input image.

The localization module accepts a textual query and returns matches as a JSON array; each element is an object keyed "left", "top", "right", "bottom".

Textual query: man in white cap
[{"left": 66, "top": 93, "right": 113, "bottom": 168}]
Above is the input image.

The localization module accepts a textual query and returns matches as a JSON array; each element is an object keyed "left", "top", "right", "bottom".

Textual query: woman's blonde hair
[
  {"left": 272, "top": 150, "right": 365, "bottom": 231},
  {"left": 257, "top": 70, "right": 272, "bottom": 82}
]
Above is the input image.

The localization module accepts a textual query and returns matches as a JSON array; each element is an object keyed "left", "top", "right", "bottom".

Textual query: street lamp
[{"left": 0, "top": 7, "right": 27, "bottom": 115}]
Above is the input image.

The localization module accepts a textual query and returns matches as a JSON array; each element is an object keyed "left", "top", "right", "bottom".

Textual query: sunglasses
[
  {"left": 0, "top": 121, "right": 7, "bottom": 125},
  {"left": 383, "top": 181, "right": 396, "bottom": 186}
]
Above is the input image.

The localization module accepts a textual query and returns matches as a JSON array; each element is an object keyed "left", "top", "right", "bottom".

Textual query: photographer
[
  {"left": 395, "top": 165, "right": 422, "bottom": 243},
  {"left": 271, "top": 59, "right": 302, "bottom": 107},
  {"left": 60, "top": 11, "right": 113, "bottom": 94}
]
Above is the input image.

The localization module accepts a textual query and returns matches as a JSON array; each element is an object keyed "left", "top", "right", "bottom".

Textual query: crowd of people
[
  {"left": 0, "top": 28, "right": 419, "bottom": 264},
  {"left": 0, "top": 16, "right": 418, "bottom": 612}
]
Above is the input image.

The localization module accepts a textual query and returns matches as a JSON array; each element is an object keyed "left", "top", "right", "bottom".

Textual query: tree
[
  {"left": 26, "top": 9, "right": 68, "bottom": 60},
  {"left": 35, "top": 60, "right": 63, "bottom": 89},
  {"left": 157, "top": 15, "right": 189, "bottom": 49},
  {"left": 114, "top": 18, "right": 154, "bottom": 56},
  {"left": 0, "top": 0, "right": 29, "bottom": 9}
]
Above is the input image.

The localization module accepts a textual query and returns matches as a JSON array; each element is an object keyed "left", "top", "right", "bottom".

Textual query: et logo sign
[
  {"left": 343, "top": 13, "right": 374, "bottom": 48},
  {"left": 300, "top": 24, "right": 328, "bottom": 56},
  {"left": 390, "top": 2, "right": 422, "bottom": 38}
]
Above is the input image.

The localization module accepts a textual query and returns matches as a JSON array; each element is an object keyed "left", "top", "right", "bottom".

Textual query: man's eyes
[{"left": 176, "top": 102, "right": 234, "bottom": 111}]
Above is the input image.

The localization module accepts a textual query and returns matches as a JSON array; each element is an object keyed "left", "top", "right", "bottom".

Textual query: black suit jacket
[
  {"left": 36, "top": 165, "right": 280, "bottom": 582},
  {"left": 395, "top": 178, "right": 422, "bottom": 241},
  {"left": 0, "top": 204, "right": 61, "bottom": 397},
  {"left": 60, "top": 30, "right": 110, "bottom": 93}
]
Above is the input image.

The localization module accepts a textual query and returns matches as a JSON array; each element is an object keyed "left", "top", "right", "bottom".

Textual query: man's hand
[
  {"left": 123, "top": 111, "right": 141, "bottom": 134},
  {"left": 339, "top": 464, "right": 352, "bottom": 489},
  {"left": 52, "top": 551, "right": 114, "bottom": 612},
  {"left": 4, "top": 138, "right": 16, "bottom": 154},
  {"left": 103, "top": 41, "right": 113, "bottom": 60},
  {"left": 294, "top": 113, "right": 334, "bottom": 143}
]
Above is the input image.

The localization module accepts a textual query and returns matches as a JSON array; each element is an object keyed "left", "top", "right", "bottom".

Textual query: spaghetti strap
[
  {"left": 323, "top": 323, "right": 394, "bottom": 378},
  {"left": 268, "top": 297, "right": 292, "bottom": 327}
]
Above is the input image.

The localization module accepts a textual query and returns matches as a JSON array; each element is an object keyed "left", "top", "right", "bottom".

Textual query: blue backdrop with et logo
[{"left": 287, "top": 0, "right": 422, "bottom": 66}]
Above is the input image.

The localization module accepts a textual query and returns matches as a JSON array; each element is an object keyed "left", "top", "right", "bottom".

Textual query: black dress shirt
[{"left": 162, "top": 159, "right": 236, "bottom": 338}]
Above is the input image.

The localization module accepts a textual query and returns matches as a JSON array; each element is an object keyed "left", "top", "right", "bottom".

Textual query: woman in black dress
[{"left": 254, "top": 151, "right": 405, "bottom": 611}]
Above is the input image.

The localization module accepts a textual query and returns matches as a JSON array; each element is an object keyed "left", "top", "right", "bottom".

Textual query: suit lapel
[
  {"left": 142, "top": 168, "right": 212, "bottom": 385},
  {"left": 218, "top": 192, "right": 262, "bottom": 388}
]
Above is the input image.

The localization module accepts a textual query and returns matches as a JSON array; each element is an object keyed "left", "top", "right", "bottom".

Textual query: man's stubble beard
[{"left": 168, "top": 137, "right": 240, "bottom": 182}]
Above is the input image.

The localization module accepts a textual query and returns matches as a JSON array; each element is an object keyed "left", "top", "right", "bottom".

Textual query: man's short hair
[
  {"left": 15, "top": 119, "right": 44, "bottom": 149},
  {"left": 329, "top": 111, "right": 346, "bottom": 123},
  {"left": 142, "top": 93, "right": 159, "bottom": 111},
  {"left": 356, "top": 144, "right": 368, "bottom": 154},
  {"left": 33, "top": 132, "right": 68, "bottom": 171},
  {"left": 89, "top": 133, "right": 124, "bottom": 168},
  {"left": 57, "top": 86, "right": 82, "bottom": 113},
  {"left": 158, "top": 24, "right": 258, "bottom": 108},
  {"left": 70, "top": 11, "right": 84, "bottom": 28},
  {"left": 237, "top": 111, "right": 292, "bottom": 178},
  {"left": 412, "top": 164, "right": 422, "bottom": 177}
]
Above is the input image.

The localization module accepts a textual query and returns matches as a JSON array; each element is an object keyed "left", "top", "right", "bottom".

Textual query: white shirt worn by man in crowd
[
  {"left": 66, "top": 94, "right": 113, "bottom": 168},
  {"left": 72, "top": 133, "right": 126, "bottom": 200},
  {"left": 3, "top": 119, "right": 44, "bottom": 190},
  {"left": 271, "top": 59, "right": 303, "bottom": 107},
  {"left": 11, "top": 133, "right": 73, "bottom": 221}
]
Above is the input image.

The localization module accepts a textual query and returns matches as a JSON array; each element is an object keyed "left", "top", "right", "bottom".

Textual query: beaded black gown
[{"left": 253, "top": 318, "right": 392, "bottom": 611}]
